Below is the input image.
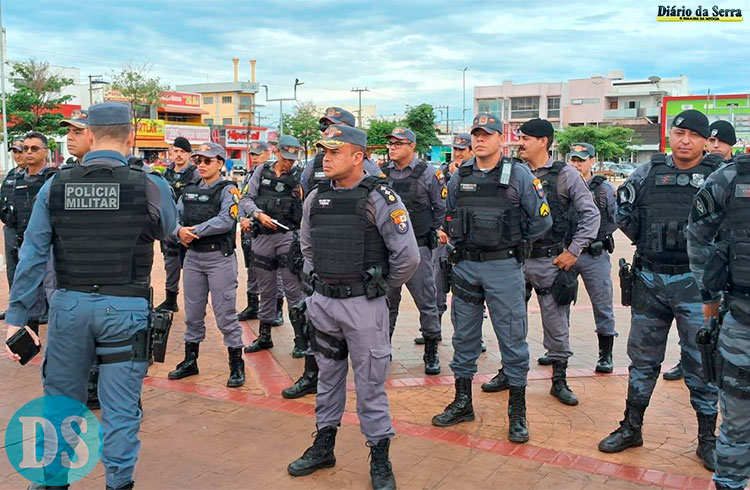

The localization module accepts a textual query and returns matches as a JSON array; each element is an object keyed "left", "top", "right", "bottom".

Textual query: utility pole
[
  {"left": 459, "top": 67, "right": 469, "bottom": 131},
  {"left": 0, "top": 6, "right": 8, "bottom": 173},
  {"left": 262, "top": 78, "right": 303, "bottom": 137},
  {"left": 351, "top": 87, "right": 369, "bottom": 128},
  {"left": 88, "top": 75, "right": 109, "bottom": 107},
  {"left": 434, "top": 105, "right": 450, "bottom": 133}
]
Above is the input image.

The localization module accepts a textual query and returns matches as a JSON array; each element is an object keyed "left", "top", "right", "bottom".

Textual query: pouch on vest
[
  {"left": 704, "top": 248, "right": 729, "bottom": 293},
  {"left": 447, "top": 210, "right": 465, "bottom": 240},
  {"left": 551, "top": 269, "right": 579, "bottom": 306},
  {"left": 469, "top": 210, "right": 503, "bottom": 248}
]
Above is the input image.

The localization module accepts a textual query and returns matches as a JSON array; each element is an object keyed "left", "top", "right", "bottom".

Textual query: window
[
  {"left": 240, "top": 118, "right": 249, "bottom": 126},
  {"left": 223, "top": 117, "right": 233, "bottom": 125},
  {"left": 510, "top": 97, "right": 539, "bottom": 119},
  {"left": 240, "top": 96, "right": 251, "bottom": 111},
  {"left": 628, "top": 100, "right": 636, "bottom": 109},
  {"left": 608, "top": 99, "right": 618, "bottom": 110},
  {"left": 222, "top": 96, "right": 233, "bottom": 104},
  {"left": 547, "top": 97, "right": 560, "bottom": 118},
  {"left": 477, "top": 98, "right": 502, "bottom": 119},
  {"left": 203, "top": 96, "right": 214, "bottom": 105},
  {"left": 204, "top": 118, "right": 213, "bottom": 125}
]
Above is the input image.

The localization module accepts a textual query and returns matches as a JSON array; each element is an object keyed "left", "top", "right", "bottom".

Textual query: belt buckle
[{"left": 344, "top": 286, "right": 352, "bottom": 297}]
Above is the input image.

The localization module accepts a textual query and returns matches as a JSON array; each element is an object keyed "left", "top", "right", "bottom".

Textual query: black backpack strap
[{"left": 736, "top": 153, "right": 750, "bottom": 175}]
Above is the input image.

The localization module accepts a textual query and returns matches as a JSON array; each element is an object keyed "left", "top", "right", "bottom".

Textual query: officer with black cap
[
  {"left": 598, "top": 110, "right": 719, "bottom": 471},
  {"left": 3, "top": 101, "right": 178, "bottom": 490},
  {"left": 707, "top": 120, "right": 737, "bottom": 163},
  {"left": 0, "top": 139, "right": 26, "bottom": 321},
  {"left": 156, "top": 135, "right": 201, "bottom": 313},
  {"left": 432, "top": 113, "right": 551, "bottom": 442}
]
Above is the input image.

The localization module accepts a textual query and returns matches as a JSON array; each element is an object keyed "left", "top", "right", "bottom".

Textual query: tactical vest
[
  {"left": 49, "top": 163, "right": 153, "bottom": 298},
  {"left": 12, "top": 167, "right": 57, "bottom": 234},
  {"left": 448, "top": 159, "right": 522, "bottom": 252},
  {"left": 310, "top": 176, "right": 389, "bottom": 284},
  {"left": 567, "top": 175, "right": 610, "bottom": 244},
  {"left": 0, "top": 168, "right": 19, "bottom": 226},
  {"left": 636, "top": 153, "right": 719, "bottom": 264},
  {"left": 254, "top": 163, "right": 302, "bottom": 232},
  {"left": 382, "top": 160, "right": 433, "bottom": 238},
  {"left": 727, "top": 154, "right": 750, "bottom": 294},
  {"left": 164, "top": 164, "right": 198, "bottom": 202},
  {"left": 533, "top": 161, "right": 569, "bottom": 249},
  {"left": 182, "top": 180, "right": 237, "bottom": 248},
  {"left": 307, "top": 153, "right": 327, "bottom": 193}
]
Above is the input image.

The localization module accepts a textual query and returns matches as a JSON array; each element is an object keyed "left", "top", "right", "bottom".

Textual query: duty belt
[
  {"left": 313, "top": 280, "right": 369, "bottom": 298},
  {"left": 529, "top": 243, "right": 564, "bottom": 259},
  {"left": 190, "top": 241, "right": 226, "bottom": 253},
  {"left": 62, "top": 283, "right": 150, "bottom": 300},
  {"left": 457, "top": 248, "right": 517, "bottom": 262},
  {"left": 636, "top": 256, "right": 690, "bottom": 275}
]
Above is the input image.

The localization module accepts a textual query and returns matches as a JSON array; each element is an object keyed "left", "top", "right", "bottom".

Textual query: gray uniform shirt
[
  {"left": 239, "top": 162, "right": 301, "bottom": 219},
  {"left": 384, "top": 156, "right": 446, "bottom": 230},
  {"left": 590, "top": 176, "right": 618, "bottom": 238},
  {"left": 175, "top": 179, "right": 238, "bottom": 239}
]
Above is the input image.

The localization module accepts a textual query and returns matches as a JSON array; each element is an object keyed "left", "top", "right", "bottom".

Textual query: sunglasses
[
  {"left": 196, "top": 157, "right": 219, "bottom": 166},
  {"left": 22, "top": 145, "right": 46, "bottom": 153}
]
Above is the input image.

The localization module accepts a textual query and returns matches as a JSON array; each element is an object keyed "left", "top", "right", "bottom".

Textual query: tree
[
  {"left": 404, "top": 104, "right": 441, "bottom": 156},
  {"left": 281, "top": 101, "right": 319, "bottom": 162},
  {"left": 367, "top": 119, "right": 401, "bottom": 155},
  {"left": 5, "top": 59, "right": 74, "bottom": 142},
  {"left": 111, "top": 63, "right": 166, "bottom": 150},
  {"left": 555, "top": 125, "right": 641, "bottom": 162}
]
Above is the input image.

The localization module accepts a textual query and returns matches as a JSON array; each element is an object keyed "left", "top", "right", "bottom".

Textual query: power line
[{"left": 350, "top": 87, "right": 369, "bottom": 128}]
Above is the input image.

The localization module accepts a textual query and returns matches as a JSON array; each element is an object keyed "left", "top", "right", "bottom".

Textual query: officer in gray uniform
[
  {"left": 707, "top": 120, "right": 736, "bottom": 163},
  {"left": 241, "top": 135, "right": 305, "bottom": 354},
  {"left": 687, "top": 152, "right": 750, "bottom": 490},
  {"left": 287, "top": 124, "right": 419, "bottom": 490},
  {"left": 567, "top": 143, "right": 618, "bottom": 373},
  {"left": 382, "top": 126, "right": 446, "bottom": 374},
  {"left": 497, "top": 119, "right": 599, "bottom": 406},
  {"left": 156, "top": 136, "right": 201, "bottom": 312},
  {"left": 431, "top": 113, "right": 552, "bottom": 444},
  {"left": 0, "top": 139, "right": 26, "bottom": 321},
  {"left": 3, "top": 102, "right": 177, "bottom": 490},
  {"left": 599, "top": 110, "right": 719, "bottom": 471},
  {"left": 167, "top": 142, "right": 245, "bottom": 388}
]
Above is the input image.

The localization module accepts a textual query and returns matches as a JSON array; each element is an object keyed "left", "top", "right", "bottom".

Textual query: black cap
[
  {"left": 519, "top": 118, "right": 554, "bottom": 140},
  {"left": 672, "top": 109, "right": 709, "bottom": 139},
  {"left": 172, "top": 136, "right": 192, "bottom": 153},
  {"left": 709, "top": 120, "right": 736, "bottom": 145}
]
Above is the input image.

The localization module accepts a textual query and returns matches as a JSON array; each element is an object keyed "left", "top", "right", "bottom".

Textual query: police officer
[
  {"left": 567, "top": 143, "right": 618, "bottom": 373},
  {"left": 0, "top": 139, "right": 26, "bottom": 320},
  {"left": 167, "top": 142, "right": 246, "bottom": 388},
  {"left": 287, "top": 124, "right": 420, "bottom": 490},
  {"left": 60, "top": 109, "right": 90, "bottom": 165},
  {"left": 156, "top": 136, "right": 201, "bottom": 312},
  {"left": 599, "top": 110, "right": 719, "bottom": 471},
  {"left": 431, "top": 113, "right": 552, "bottom": 443},
  {"left": 241, "top": 135, "right": 305, "bottom": 354},
  {"left": 3, "top": 102, "right": 177, "bottom": 490},
  {"left": 687, "top": 152, "right": 750, "bottom": 490},
  {"left": 707, "top": 120, "right": 736, "bottom": 163},
  {"left": 493, "top": 119, "right": 599, "bottom": 406}
]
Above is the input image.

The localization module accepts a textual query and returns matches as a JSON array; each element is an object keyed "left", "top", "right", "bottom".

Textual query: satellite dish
[{"left": 648, "top": 76, "right": 661, "bottom": 83}]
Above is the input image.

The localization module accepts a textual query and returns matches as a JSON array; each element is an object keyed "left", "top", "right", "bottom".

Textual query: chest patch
[
  {"left": 64, "top": 183, "right": 120, "bottom": 210},
  {"left": 735, "top": 183, "right": 750, "bottom": 198},
  {"left": 460, "top": 183, "right": 477, "bottom": 192}
]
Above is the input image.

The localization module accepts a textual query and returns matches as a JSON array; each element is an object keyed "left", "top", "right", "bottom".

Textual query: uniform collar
[
  {"left": 387, "top": 155, "right": 418, "bottom": 170},
  {"left": 82, "top": 150, "right": 127, "bottom": 166},
  {"left": 331, "top": 172, "right": 367, "bottom": 190}
]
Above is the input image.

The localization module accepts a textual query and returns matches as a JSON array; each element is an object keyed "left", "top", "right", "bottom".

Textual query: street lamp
[
  {"left": 459, "top": 67, "right": 469, "bottom": 131},
  {"left": 262, "top": 78, "right": 304, "bottom": 137}
]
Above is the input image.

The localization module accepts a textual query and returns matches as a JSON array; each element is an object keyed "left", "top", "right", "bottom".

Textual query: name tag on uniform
[
  {"left": 184, "top": 193, "right": 198, "bottom": 201},
  {"left": 460, "top": 183, "right": 477, "bottom": 192},
  {"left": 317, "top": 198, "right": 332, "bottom": 208},
  {"left": 735, "top": 183, "right": 750, "bottom": 198},
  {"left": 314, "top": 171, "right": 325, "bottom": 179},
  {"left": 64, "top": 183, "right": 120, "bottom": 210},
  {"left": 261, "top": 178, "right": 271, "bottom": 186},
  {"left": 655, "top": 174, "right": 677, "bottom": 186}
]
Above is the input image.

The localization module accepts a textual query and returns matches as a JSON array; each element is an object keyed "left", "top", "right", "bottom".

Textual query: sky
[{"left": 5, "top": 0, "right": 750, "bottom": 127}]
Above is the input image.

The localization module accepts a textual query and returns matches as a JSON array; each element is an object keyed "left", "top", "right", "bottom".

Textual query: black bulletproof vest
[
  {"left": 727, "top": 154, "right": 750, "bottom": 293},
  {"left": 310, "top": 176, "right": 389, "bottom": 284},
  {"left": 636, "top": 153, "right": 719, "bottom": 264},
  {"left": 182, "top": 180, "right": 237, "bottom": 246},
  {"left": 382, "top": 160, "right": 433, "bottom": 238},
  {"left": 164, "top": 164, "right": 199, "bottom": 202},
  {"left": 449, "top": 159, "right": 522, "bottom": 252},
  {"left": 49, "top": 163, "right": 152, "bottom": 294},
  {"left": 0, "top": 168, "right": 19, "bottom": 220},
  {"left": 307, "top": 153, "right": 327, "bottom": 192},
  {"left": 12, "top": 167, "right": 57, "bottom": 234},
  {"left": 567, "top": 175, "right": 610, "bottom": 244},
  {"left": 255, "top": 163, "right": 302, "bottom": 232},
  {"left": 534, "top": 161, "right": 569, "bottom": 249}
]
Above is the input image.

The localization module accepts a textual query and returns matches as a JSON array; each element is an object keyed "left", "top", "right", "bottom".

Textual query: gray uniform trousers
[
  {"left": 306, "top": 292, "right": 395, "bottom": 442},
  {"left": 449, "top": 258, "right": 529, "bottom": 386},
  {"left": 626, "top": 270, "right": 718, "bottom": 414},
  {"left": 251, "top": 232, "right": 303, "bottom": 322},
  {"left": 182, "top": 249, "right": 244, "bottom": 348},
  {"left": 4, "top": 225, "right": 17, "bottom": 287},
  {"left": 525, "top": 256, "right": 574, "bottom": 361},
  {"left": 714, "top": 312, "right": 750, "bottom": 490},
  {"left": 433, "top": 243, "right": 449, "bottom": 317},
  {"left": 570, "top": 250, "right": 617, "bottom": 336},
  {"left": 386, "top": 245, "right": 440, "bottom": 338},
  {"left": 161, "top": 241, "right": 183, "bottom": 293}
]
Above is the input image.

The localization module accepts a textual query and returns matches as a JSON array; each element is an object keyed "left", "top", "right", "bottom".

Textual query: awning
[
  {"left": 136, "top": 141, "right": 170, "bottom": 149},
  {"left": 158, "top": 106, "right": 208, "bottom": 115}
]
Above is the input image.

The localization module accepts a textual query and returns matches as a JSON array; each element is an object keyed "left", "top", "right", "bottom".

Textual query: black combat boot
[
  {"left": 550, "top": 360, "right": 579, "bottom": 406},
  {"left": 537, "top": 354, "right": 552, "bottom": 365},
  {"left": 227, "top": 347, "right": 246, "bottom": 388},
  {"left": 156, "top": 289, "right": 179, "bottom": 313},
  {"left": 244, "top": 322, "right": 273, "bottom": 352},
  {"left": 368, "top": 438, "right": 396, "bottom": 490},
  {"left": 287, "top": 426, "right": 337, "bottom": 476},
  {"left": 508, "top": 385, "right": 529, "bottom": 443},
  {"left": 414, "top": 332, "right": 442, "bottom": 345},
  {"left": 598, "top": 402, "right": 646, "bottom": 453},
  {"left": 424, "top": 337, "right": 441, "bottom": 375},
  {"left": 663, "top": 361, "right": 683, "bottom": 380},
  {"left": 695, "top": 412, "right": 717, "bottom": 471},
  {"left": 596, "top": 334, "right": 615, "bottom": 373},
  {"left": 168, "top": 342, "right": 200, "bottom": 380},
  {"left": 0, "top": 310, "right": 5, "bottom": 320},
  {"left": 270, "top": 297, "right": 284, "bottom": 327},
  {"left": 237, "top": 293, "right": 259, "bottom": 321},
  {"left": 106, "top": 482, "right": 134, "bottom": 490},
  {"left": 432, "top": 377, "right": 475, "bottom": 427},
  {"left": 481, "top": 367, "right": 510, "bottom": 392},
  {"left": 86, "top": 367, "right": 100, "bottom": 410},
  {"left": 282, "top": 355, "right": 318, "bottom": 399}
]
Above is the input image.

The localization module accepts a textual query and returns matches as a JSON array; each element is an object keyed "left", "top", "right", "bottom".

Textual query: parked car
[
  {"left": 610, "top": 163, "right": 636, "bottom": 178},
  {"left": 232, "top": 162, "right": 247, "bottom": 175}
]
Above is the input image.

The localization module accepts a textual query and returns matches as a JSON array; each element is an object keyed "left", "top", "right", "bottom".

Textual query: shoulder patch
[
  {"left": 229, "top": 186, "right": 242, "bottom": 204},
  {"left": 375, "top": 184, "right": 398, "bottom": 205},
  {"left": 532, "top": 178, "right": 545, "bottom": 198},
  {"left": 435, "top": 169, "right": 444, "bottom": 181},
  {"left": 229, "top": 203, "right": 239, "bottom": 219},
  {"left": 390, "top": 209, "right": 409, "bottom": 234},
  {"left": 539, "top": 202, "right": 550, "bottom": 217},
  {"left": 441, "top": 187, "right": 448, "bottom": 199},
  {"left": 691, "top": 188, "right": 715, "bottom": 221},
  {"left": 618, "top": 182, "right": 636, "bottom": 204}
]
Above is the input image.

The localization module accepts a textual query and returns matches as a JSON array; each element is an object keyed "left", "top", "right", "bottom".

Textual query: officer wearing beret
[
  {"left": 156, "top": 136, "right": 201, "bottom": 313},
  {"left": 432, "top": 113, "right": 552, "bottom": 443},
  {"left": 0, "top": 139, "right": 25, "bottom": 321},
  {"left": 241, "top": 135, "right": 305, "bottom": 354},
  {"left": 168, "top": 142, "right": 246, "bottom": 388},
  {"left": 287, "top": 124, "right": 419, "bottom": 490},
  {"left": 3, "top": 102, "right": 178, "bottom": 490},
  {"left": 599, "top": 110, "right": 719, "bottom": 471},
  {"left": 707, "top": 120, "right": 737, "bottom": 163},
  {"left": 382, "top": 127, "right": 446, "bottom": 374},
  {"left": 687, "top": 150, "right": 750, "bottom": 490}
]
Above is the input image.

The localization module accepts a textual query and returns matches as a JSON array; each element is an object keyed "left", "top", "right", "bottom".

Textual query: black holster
[
  {"left": 289, "top": 300, "right": 309, "bottom": 352},
  {"left": 289, "top": 232, "right": 304, "bottom": 278},
  {"left": 241, "top": 232, "right": 253, "bottom": 269},
  {"left": 362, "top": 264, "right": 388, "bottom": 299},
  {"left": 150, "top": 309, "right": 173, "bottom": 363},
  {"left": 603, "top": 235, "right": 615, "bottom": 253},
  {"left": 696, "top": 316, "right": 720, "bottom": 384},
  {"left": 619, "top": 258, "right": 634, "bottom": 307},
  {"left": 439, "top": 244, "right": 454, "bottom": 295},
  {"left": 550, "top": 269, "right": 579, "bottom": 306}
]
